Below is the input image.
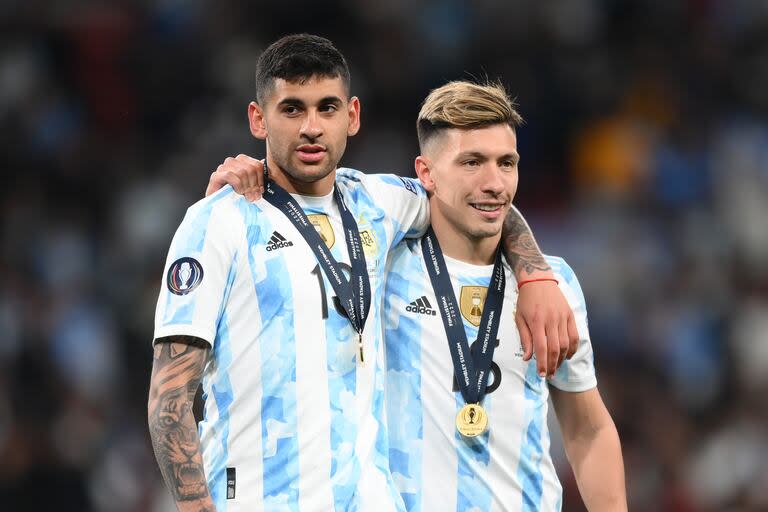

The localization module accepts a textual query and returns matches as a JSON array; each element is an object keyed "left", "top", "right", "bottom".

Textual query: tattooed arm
[
  {"left": 502, "top": 204, "right": 553, "bottom": 277},
  {"left": 502, "top": 206, "right": 579, "bottom": 377},
  {"left": 148, "top": 336, "right": 216, "bottom": 512}
]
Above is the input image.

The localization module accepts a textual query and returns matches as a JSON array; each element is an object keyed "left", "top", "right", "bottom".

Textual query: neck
[
  {"left": 266, "top": 156, "right": 336, "bottom": 196},
  {"left": 430, "top": 215, "right": 499, "bottom": 266}
]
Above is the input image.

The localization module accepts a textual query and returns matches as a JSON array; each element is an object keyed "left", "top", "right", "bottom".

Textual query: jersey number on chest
[
  {"left": 451, "top": 338, "right": 502, "bottom": 395},
  {"left": 310, "top": 262, "right": 352, "bottom": 319}
]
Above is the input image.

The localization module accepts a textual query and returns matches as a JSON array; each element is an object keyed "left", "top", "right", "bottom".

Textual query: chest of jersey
[
  {"left": 384, "top": 248, "right": 562, "bottom": 511},
  {"left": 245, "top": 202, "right": 385, "bottom": 328},
  {"left": 395, "top": 277, "right": 540, "bottom": 408}
]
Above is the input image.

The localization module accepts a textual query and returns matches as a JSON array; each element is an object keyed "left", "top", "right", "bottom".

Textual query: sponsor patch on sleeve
[
  {"left": 167, "top": 257, "right": 204, "bottom": 295},
  {"left": 398, "top": 176, "right": 417, "bottom": 194}
]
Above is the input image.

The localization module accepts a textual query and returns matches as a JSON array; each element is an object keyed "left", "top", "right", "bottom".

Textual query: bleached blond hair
[{"left": 417, "top": 81, "right": 523, "bottom": 151}]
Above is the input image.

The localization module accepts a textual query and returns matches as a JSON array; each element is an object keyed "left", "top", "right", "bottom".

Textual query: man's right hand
[{"left": 205, "top": 154, "right": 265, "bottom": 201}]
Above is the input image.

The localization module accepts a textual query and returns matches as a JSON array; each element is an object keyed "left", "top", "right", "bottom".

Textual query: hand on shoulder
[{"left": 205, "top": 154, "right": 265, "bottom": 202}]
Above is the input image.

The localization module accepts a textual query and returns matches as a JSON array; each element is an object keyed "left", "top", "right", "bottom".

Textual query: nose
[
  {"left": 300, "top": 110, "right": 323, "bottom": 139},
  {"left": 479, "top": 164, "right": 506, "bottom": 196}
]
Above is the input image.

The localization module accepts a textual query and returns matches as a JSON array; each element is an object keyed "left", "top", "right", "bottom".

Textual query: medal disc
[{"left": 456, "top": 403, "right": 489, "bottom": 437}]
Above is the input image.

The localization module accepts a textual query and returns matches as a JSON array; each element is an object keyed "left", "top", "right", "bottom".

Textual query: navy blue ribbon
[
  {"left": 421, "top": 226, "right": 505, "bottom": 404},
  {"left": 262, "top": 164, "right": 371, "bottom": 340}
]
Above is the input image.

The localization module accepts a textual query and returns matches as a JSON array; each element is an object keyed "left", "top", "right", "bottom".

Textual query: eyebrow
[
  {"left": 456, "top": 150, "right": 520, "bottom": 163},
  {"left": 277, "top": 96, "right": 343, "bottom": 108}
]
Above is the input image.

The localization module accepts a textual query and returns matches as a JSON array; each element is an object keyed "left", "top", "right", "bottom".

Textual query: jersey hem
[
  {"left": 549, "top": 375, "right": 597, "bottom": 393},
  {"left": 153, "top": 324, "right": 216, "bottom": 347}
]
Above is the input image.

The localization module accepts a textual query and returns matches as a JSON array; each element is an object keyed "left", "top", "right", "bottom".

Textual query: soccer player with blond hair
[{"left": 384, "top": 80, "right": 627, "bottom": 511}]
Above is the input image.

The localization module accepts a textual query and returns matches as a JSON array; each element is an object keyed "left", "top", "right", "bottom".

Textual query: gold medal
[{"left": 456, "top": 403, "right": 489, "bottom": 437}]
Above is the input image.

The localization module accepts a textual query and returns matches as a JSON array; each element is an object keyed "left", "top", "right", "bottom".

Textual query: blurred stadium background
[{"left": 2, "top": 1, "right": 768, "bottom": 510}]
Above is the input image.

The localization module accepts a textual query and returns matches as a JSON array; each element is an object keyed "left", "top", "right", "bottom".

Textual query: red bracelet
[{"left": 517, "top": 278, "right": 559, "bottom": 290}]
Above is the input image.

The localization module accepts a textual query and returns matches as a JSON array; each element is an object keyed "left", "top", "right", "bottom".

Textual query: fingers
[
  {"left": 235, "top": 154, "right": 265, "bottom": 200},
  {"left": 544, "top": 319, "right": 560, "bottom": 378},
  {"left": 206, "top": 168, "right": 242, "bottom": 197},
  {"left": 218, "top": 158, "right": 247, "bottom": 193},
  {"left": 529, "top": 312, "right": 548, "bottom": 378},
  {"left": 516, "top": 313, "right": 533, "bottom": 361},
  {"left": 235, "top": 154, "right": 263, "bottom": 167},
  {"left": 566, "top": 312, "right": 579, "bottom": 359},
  {"left": 556, "top": 314, "right": 569, "bottom": 372},
  {"left": 515, "top": 280, "right": 578, "bottom": 379},
  {"left": 207, "top": 155, "right": 264, "bottom": 201},
  {"left": 205, "top": 171, "right": 219, "bottom": 197}
]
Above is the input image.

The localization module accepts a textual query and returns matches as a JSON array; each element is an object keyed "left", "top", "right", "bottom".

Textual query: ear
[
  {"left": 248, "top": 101, "right": 267, "bottom": 140},
  {"left": 414, "top": 155, "right": 436, "bottom": 193},
  {"left": 347, "top": 96, "right": 361, "bottom": 136}
]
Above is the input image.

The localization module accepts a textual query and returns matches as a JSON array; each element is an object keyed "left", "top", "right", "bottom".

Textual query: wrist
[
  {"left": 517, "top": 277, "right": 559, "bottom": 290},
  {"left": 514, "top": 267, "right": 554, "bottom": 281}
]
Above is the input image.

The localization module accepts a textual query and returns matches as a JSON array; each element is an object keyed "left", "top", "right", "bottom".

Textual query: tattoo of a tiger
[{"left": 148, "top": 337, "right": 212, "bottom": 506}]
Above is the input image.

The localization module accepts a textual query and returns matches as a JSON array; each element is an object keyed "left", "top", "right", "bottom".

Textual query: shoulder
[
  {"left": 176, "top": 185, "right": 253, "bottom": 239},
  {"left": 385, "top": 238, "right": 422, "bottom": 274},
  {"left": 185, "top": 185, "right": 243, "bottom": 217},
  {"left": 336, "top": 168, "right": 425, "bottom": 196},
  {"left": 543, "top": 255, "right": 587, "bottom": 308},
  {"left": 335, "top": 167, "right": 366, "bottom": 187},
  {"left": 544, "top": 255, "right": 578, "bottom": 286}
]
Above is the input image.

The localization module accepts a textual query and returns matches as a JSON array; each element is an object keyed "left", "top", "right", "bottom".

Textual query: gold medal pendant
[{"left": 456, "top": 403, "right": 489, "bottom": 437}]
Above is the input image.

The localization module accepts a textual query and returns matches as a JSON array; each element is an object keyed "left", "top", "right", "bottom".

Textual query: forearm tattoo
[
  {"left": 502, "top": 208, "right": 552, "bottom": 276},
  {"left": 148, "top": 336, "right": 214, "bottom": 510}
]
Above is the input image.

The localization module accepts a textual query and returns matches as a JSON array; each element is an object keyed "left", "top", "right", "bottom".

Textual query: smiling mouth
[{"left": 470, "top": 203, "right": 504, "bottom": 212}]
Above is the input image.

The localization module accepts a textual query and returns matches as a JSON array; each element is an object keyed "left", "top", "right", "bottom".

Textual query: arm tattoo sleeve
[
  {"left": 502, "top": 206, "right": 552, "bottom": 276},
  {"left": 148, "top": 335, "right": 215, "bottom": 511}
]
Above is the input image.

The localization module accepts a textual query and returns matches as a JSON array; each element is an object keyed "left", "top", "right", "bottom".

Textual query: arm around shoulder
[
  {"left": 503, "top": 205, "right": 580, "bottom": 377},
  {"left": 550, "top": 386, "right": 627, "bottom": 512},
  {"left": 360, "top": 172, "right": 430, "bottom": 239}
]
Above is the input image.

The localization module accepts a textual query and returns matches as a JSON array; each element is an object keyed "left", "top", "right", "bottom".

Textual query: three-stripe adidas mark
[
  {"left": 406, "top": 296, "right": 437, "bottom": 316},
  {"left": 266, "top": 231, "right": 294, "bottom": 251}
]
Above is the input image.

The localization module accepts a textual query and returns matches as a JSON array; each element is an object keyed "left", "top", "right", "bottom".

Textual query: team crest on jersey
[
  {"left": 360, "top": 228, "right": 378, "bottom": 260},
  {"left": 307, "top": 214, "right": 335, "bottom": 249},
  {"left": 167, "top": 257, "right": 204, "bottom": 295},
  {"left": 398, "top": 176, "right": 417, "bottom": 194},
  {"left": 357, "top": 218, "right": 379, "bottom": 271},
  {"left": 460, "top": 285, "right": 488, "bottom": 326}
]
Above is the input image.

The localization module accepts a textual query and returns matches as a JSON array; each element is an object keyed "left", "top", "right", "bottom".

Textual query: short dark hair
[{"left": 254, "top": 34, "right": 351, "bottom": 104}]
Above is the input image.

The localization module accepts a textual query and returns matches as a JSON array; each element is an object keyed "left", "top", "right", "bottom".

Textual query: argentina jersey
[
  {"left": 384, "top": 241, "right": 595, "bottom": 512},
  {"left": 154, "top": 168, "right": 429, "bottom": 512}
]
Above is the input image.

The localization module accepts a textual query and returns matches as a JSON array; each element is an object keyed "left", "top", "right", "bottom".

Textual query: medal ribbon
[
  {"left": 263, "top": 163, "right": 371, "bottom": 341},
  {"left": 421, "top": 226, "right": 505, "bottom": 405}
]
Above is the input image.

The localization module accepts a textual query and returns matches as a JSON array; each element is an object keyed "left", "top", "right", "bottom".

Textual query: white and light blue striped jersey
[
  {"left": 154, "top": 169, "right": 429, "bottom": 512},
  {"left": 384, "top": 241, "right": 595, "bottom": 512}
]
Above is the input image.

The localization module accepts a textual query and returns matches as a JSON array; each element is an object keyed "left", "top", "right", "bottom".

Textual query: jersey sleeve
[
  {"left": 153, "top": 190, "right": 240, "bottom": 347},
  {"left": 362, "top": 173, "right": 430, "bottom": 242},
  {"left": 547, "top": 257, "right": 598, "bottom": 392}
]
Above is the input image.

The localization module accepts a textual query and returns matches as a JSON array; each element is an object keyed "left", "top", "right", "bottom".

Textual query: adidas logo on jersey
[
  {"left": 406, "top": 296, "right": 437, "bottom": 316},
  {"left": 266, "top": 231, "right": 294, "bottom": 251}
]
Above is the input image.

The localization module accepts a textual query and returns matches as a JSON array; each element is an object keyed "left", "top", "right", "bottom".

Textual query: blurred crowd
[{"left": 1, "top": 1, "right": 767, "bottom": 510}]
